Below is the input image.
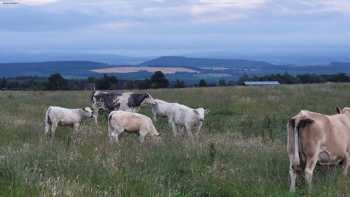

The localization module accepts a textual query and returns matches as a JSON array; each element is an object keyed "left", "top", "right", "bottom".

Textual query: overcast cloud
[{"left": 0, "top": 0, "right": 349, "bottom": 61}]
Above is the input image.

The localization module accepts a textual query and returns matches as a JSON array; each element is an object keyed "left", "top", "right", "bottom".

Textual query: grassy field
[{"left": 1, "top": 84, "right": 350, "bottom": 196}]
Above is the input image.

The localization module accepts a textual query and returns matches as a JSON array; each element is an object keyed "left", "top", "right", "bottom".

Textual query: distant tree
[
  {"left": 0, "top": 77, "right": 6, "bottom": 89},
  {"left": 198, "top": 79, "right": 208, "bottom": 87},
  {"left": 326, "top": 73, "right": 350, "bottom": 82},
  {"left": 237, "top": 74, "right": 250, "bottom": 85},
  {"left": 88, "top": 76, "right": 96, "bottom": 84},
  {"left": 280, "top": 73, "right": 299, "bottom": 84},
  {"left": 298, "top": 74, "right": 325, "bottom": 84},
  {"left": 150, "top": 71, "right": 169, "bottom": 89},
  {"left": 138, "top": 79, "right": 151, "bottom": 89},
  {"left": 174, "top": 79, "right": 185, "bottom": 88},
  {"left": 47, "top": 73, "right": 68, "bottom": 90},
  {"left": 96, "top": 74, "right": 118, "bottom": 90},
  {"left": 218, "top": 79, "right": 226, "bottom": 86},
  {"left": 126, "top": 80, "right": 136, "bottom": 90}
]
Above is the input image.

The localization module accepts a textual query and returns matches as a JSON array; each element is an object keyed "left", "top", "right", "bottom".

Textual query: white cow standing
[
  {"left": 44, "top": 106, "right": 94, "bottom": 141},
  {"left": 150, "top": 99, "right": 208, "bottom": 137},
  {"left": 108, "top": 110, "right": 160, "bottom": 143}
]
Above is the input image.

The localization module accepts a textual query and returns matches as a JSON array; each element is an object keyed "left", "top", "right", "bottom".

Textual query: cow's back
[{"left": 110, "top": 111, "right": 148, "bottom": 132}]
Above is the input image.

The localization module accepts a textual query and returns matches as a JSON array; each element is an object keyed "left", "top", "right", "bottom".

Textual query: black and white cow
[{"left": 91, "top": 91, "right": 154, "bottom": 125}]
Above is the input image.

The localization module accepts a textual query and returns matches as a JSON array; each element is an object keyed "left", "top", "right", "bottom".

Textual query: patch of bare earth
[{"left": 91, "top": 66, "right": 199, "bottom": 74}]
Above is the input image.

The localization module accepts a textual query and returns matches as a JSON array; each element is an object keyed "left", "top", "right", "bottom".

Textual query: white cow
[
  {"left": 150, "top": 99, "right": 208, "bottom": 137},
  {"left": 44, "top": 106, "right": 93, "bottom": 140},
  {"left": 108, "top": 110, "right": 160, "bottom": 143}
]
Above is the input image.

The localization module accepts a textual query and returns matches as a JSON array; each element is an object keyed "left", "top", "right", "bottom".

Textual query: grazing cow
[
  {"left": 44, "top": 106, "right": 93, "bottom": 141},
  {"left": 287, "top": 108, "right": 350, "bottom": 192},
  {"left": 150, "top": 99, "right": 208, "bottom": 137},
  {"left": 91, "top": 91, "right": 154, "bottom": 125},
  {"left": 108, "top": 111, "right": 160, "bottom": 143},
  {"left": 150, "top": 99, "right": 170, "bottom": 122}
]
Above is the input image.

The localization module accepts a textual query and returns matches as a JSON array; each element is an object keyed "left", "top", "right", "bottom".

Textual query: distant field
[
  {"left": 92, "top": 66, "right": 199, "bottom": 74},
  {"left": 1, "top": 84, "right": 350, "bottom": 196}
]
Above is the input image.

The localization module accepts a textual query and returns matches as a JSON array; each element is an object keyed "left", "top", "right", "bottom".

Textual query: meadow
[{"left": 1, "top": 83, "right": 350, "bottom": 196}]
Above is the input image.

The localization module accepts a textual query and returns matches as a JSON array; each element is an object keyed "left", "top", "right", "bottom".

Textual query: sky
[{"left": 0, "top": 0, "right": 350, "bottom": 63}]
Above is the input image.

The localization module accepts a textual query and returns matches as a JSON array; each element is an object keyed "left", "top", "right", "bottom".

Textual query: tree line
[
  {"left": 1, "top": 72, "right": 350, "bottom": 90},
  {"left": 0, "top": 71, "right": 174, "bottom": 90}
]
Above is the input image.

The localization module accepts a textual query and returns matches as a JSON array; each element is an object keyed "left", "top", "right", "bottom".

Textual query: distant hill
[
  {"left": 139, "top": 56, "right": 273, "bottom": 68},
  {"left": 1, "top": 57, "right": 350, "bottom": 83},
  {"left": 0, "top": 61, "right": 107, "bottom": 77},
  {"left": 286, "top": 62, "right": 350, "bottom": 74}
]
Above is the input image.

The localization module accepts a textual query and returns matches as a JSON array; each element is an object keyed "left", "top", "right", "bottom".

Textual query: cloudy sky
[{"left": 0, "top": 0, "right": 350, "bottom": 63}]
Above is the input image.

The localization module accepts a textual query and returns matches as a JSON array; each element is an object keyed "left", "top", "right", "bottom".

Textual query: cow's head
[
  {"left": 142, "top": 93, "right": 156, "bottom": 105},
  {"left": 128, "top": 93, "right": 155, "bottom": 107},
  {"left": 82, "top": 106, "right": 94, "bottom": 118},
  {"left": 193, "top": 107, "right": 208, "bottom": 122}
]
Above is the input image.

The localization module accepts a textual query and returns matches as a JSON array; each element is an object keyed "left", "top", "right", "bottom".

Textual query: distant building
[{"left": 244, "top": 81, "right": 280, "bottom": 86}]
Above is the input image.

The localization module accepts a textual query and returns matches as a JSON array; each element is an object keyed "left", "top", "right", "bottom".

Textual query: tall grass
[{"left": 1, "top": 84, "right": 350, "bottom": 196}]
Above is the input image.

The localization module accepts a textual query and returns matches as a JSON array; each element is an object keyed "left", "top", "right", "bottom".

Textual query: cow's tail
[
  {"left": 107, "top": 112, "right": 114, "bottom": 136},
  {"left": 288, "top": 116, "right": 313, "bottom": 170},
  {"left": 44, "top": 107, "right": 52, "bottom": 135}
]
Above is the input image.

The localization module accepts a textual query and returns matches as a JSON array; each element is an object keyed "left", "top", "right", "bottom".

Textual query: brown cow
[{"left": 287, "top": 108, "right": 350, "bottom": 192}]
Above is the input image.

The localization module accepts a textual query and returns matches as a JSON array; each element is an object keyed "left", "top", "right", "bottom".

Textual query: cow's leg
[
  {"left": 342, "top": 153, "right": 350, "bottom": 176},
  {"left": 139, "top": 129, "right": 147, "bottom": 143},
  {"left": 289, "top": 162, "right": 297, "bottom": 192},
  {"left": 108, "top": 125, "right": 121, "bottom": 144},
  {"left": 73, "top": 123, "right": 80, "bottom": 143},
  {"left": 152, "top": 109, "right": 158, "bottom": 122},
  {"left": 195, "top": 122, "right": 203, "bottom": 136},
  {"left": 185, "top": 123, "right": 194, "bottom": 139},
  {"left": 304, "top": 155, "right": 318, "bottom": 192},
  {"left": 109, "top": 130, "right": 119, "bottom": 144},
  {"left": 93, "top": 109, "right": 99, "bottom": 127},
  {"left": 44, "top": 121, "right": 51, "bottom": 138},
  {"left": 340, "top": 153, "right": 350, "bottom": 196},
  {"left": 169, "top": 120, "right": 178, "bottom": 137},
  {"left": 178, "top": 126, "right": 185, "bottom": 137},
  {"left": 50, "top": 122, "right": 58, "bottom": 143}
]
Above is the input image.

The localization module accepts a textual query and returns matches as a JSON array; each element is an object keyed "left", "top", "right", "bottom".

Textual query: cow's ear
[
  {"left": 336, "top": 107, "right": 342, "bottom": 114},
  {"left": 205, "top": 108, "right": 210, "bottom": 115},
  {"left": 193, "top": 109, "right": 200, "bottom": 115}
]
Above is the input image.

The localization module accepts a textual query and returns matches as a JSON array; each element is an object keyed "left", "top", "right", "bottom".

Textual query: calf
[
  {"left": 150, "top": 99, "right": 208, "bottom": 137},
  {"left": 287, "top": 108, "right": 350, "bottom": 192},
  {"left": 44, "top": 106, "right": 93, "bottom": 141},
  {"left": 108, "top": 111, "right": 160, "bottom": 143},
  {"left": 91, "top": 91, "right": 154, "bottom": 126}
]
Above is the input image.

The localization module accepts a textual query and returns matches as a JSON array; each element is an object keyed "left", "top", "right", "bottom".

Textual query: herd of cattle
[
  {"left": 42, "top": 90, "right": 350, "bottom": 192},
  {"left": 44, "top": 91, "right": 208, "bottom": 144}
]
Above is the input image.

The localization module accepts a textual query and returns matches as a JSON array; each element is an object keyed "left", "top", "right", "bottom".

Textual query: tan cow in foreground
[
  {"left": 108, "top": 111, "right": 160, "bottom": 143},
  {"left": 287, "top": 108, "right": 350, "bottom": 192}
]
